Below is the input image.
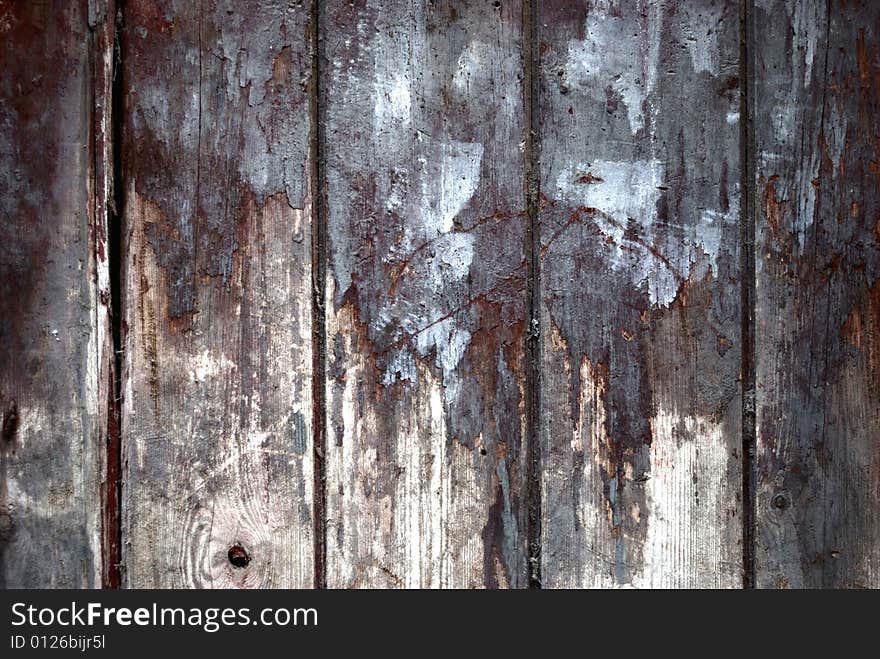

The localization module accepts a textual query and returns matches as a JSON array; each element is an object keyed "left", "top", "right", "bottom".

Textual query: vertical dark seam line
[
  {"left": 739, "top": 0, "right": 757, "bottom": 589},
  {"left": 195, "top": 0, "right": 202, "bottom": 274},
  {"left": 523, "top": 0, "right": 542, "bottom": 589},
  {"left": 310, "top": 0, "right": 328, "bottom": 590},
  {"left": 104, "top": 0, "right": 126, "bottom": 589}
]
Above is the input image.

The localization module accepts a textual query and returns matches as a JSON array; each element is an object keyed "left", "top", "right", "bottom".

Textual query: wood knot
[
  {"left": 771, "top": 492, "right": 790, "bottom": 511},
  {"left": 2, "top": 400, "right": 18, "bottom": 441},
  {"left": 227, "top": 543, "right": 251, "bottom": 568}
]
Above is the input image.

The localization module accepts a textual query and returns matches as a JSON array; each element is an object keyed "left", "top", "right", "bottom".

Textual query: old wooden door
[{"left": 1, "top": 0, "right": 878, "bottom": 589}]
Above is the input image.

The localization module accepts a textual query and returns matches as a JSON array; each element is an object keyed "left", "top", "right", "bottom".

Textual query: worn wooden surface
[
  {"left": 0, "top": 0, "right": 114, "bottom": 587},
  {"left": 120, "top": 0, "right": 315, "bottom": 587},
  {"left": 538, "top": 0, "right": 743, "bottom": 587},
  {"left": 4, "top": 0, "right": 880, "bottom": 590},
  {"left": 754, "top": 0, "right": 880, "bottom": 588},
  {"left": 322, "top": 0, "right": 529, "bottom": 588}
]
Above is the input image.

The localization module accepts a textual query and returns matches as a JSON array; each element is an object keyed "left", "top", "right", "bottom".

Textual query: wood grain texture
[
  {"left": 322, "top": 0, "right": 529, "bottom": 588},
  {"left": 0, "top": 0, "right": 114, "bottom": 587},
  {"left": 754, "top": 0, "right": 880, "bottom": 588},
  {"left": 538, "top": 0, "right": 743, "bottom": 587},
  {"left": 120, "top": 0, "right": 315, "bottom": 588}
]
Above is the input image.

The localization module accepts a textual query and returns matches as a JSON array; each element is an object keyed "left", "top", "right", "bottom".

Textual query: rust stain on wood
[
  {"left": 120, "top": 0, "right": 315, "bottom": 588},
  {"left": 755, "top": 0, "right": 880, "bottom": 588},
  {"left": 539, "top": 0, "right": 743, "bottom": 588},
  {"left": 322, "top": 0, "right": 529, "bottom": 588}
]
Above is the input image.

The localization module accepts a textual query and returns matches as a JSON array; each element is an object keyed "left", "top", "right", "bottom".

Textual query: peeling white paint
[
  {"left": 566, "top": 4, "right": 662, "bottom": 134},
  {"left": 415, "top": 137, "right": 483, "bottom": 238},
  {"left": 428, "top": 232, "right": 476, "bottom": 289},
  {"left": 374, "top": 137, "right": 482, "bottom": 385},
  {"left": 555, "top": 159, "right": 673, "bottom": 304},
  {"left": 190, "top": 348, "right": 236, "bottom": 383},
  {"left": 414, "top": 317, "right": 472, "bottom": 378},
  {"left": 382, "top": 349, "right": 418, "bottom": 386},
  {"left": 554, "top": 159, "right": 737, "bottom": 306}
]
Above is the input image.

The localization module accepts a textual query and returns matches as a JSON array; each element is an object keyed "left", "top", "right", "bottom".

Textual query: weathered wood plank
[
  {"left": 754, "top": 0, "right": 880, "bottom": 588},
  {"left": 322, "top": 0, "right": 529, "bottom": 588},
  {"left": 538, "top": 1, "right": 743, "bottom": 587},
  {"left": 121, "top": 0, "right": 315, "bottom": 587},
  {"left": 0, "top": 0, "right": 114, "bottom": 587}
]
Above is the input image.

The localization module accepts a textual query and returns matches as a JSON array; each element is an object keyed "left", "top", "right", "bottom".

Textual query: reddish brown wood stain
[
  {"left": 120, "top": 0, "right": 315, "bottom": 588},
  {"left": 755, "top": 0, "right": 880, "bottom": 588},
  {"left": 539, "top": 0, "right": 742, "bottom": 588}
]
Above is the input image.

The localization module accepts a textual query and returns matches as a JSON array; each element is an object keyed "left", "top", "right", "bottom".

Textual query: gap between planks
[
  {"left": 523, "top": 0, "right": 543, "bottom": 590},
  {"left": 311, "top": 0, "right": 328, "bottom": 591},
  {"left": 103, "top": 0, "right": 125, "bottom": 590}
]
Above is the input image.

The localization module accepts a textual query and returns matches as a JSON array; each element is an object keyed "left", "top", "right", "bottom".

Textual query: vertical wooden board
[
  {"left": 322, "top": 0, "right": 529, "bottom": 588},
  {"left": 0, "top": 0, "right": 113, "bottom": 587},
  {"left": 754, "top": 1, "right": 880, "bottom": 588},
  {"left": 538, "top": 1, "right": 743, "bottom": 587},
  {"left": 121, "top": 0, "right": 315, "bottom": 587}
]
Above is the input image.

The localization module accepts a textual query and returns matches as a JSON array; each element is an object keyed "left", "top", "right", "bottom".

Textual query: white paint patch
[
  {"left": 555, "top": 160, "right": 737, "bottom": 306},
  {"left": 376, "top": 138, "right": 482, "bottom": 385},
  {"left": 373, "top": 72, "right": 412, "bottom": 134},
  {"left": 415, "top": 136, "right": 483, "bottom": 237},
  {"left": 565, "top": 4, "right": 662, "bottom": 134},
  {"left": 190, "top": 349, "right": 236, "bottom": 383},
  {"left": 555, "top": 159, "right": 672, "bottom": 305},
  {"left": 381, "top": 349, "right": 418, "bottom": 386},
  {"left": 697, "top": 211, "right": 725, "bottom": 275},
  {"left": 726, "top": 111, "right": 739, "bottom": 125},
  {"left": 556, "top": 159, "right": 665, "bottom": 234},
  {"left": 414, "top": 317, "right": 472, "bottom": 379}
]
